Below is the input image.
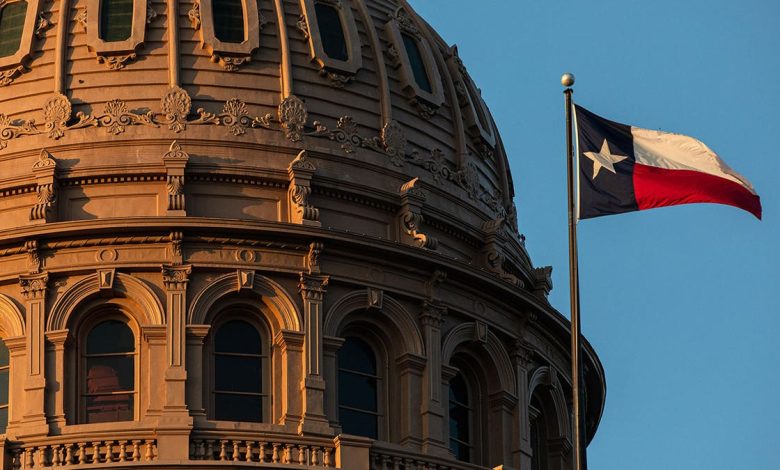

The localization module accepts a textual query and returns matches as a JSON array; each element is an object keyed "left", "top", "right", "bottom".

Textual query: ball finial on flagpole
[{"left": 561, "top": 73, "right": 575, "bottom": 87}]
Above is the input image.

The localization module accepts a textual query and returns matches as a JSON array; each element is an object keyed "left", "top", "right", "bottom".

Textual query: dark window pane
[
  {"left": 449, "top": 402, "right": 470, "bottom": 441},
  {"left": 0, "top": 370, "right": 7, "bottom": 405},
  {"left": 338, "top": 370, "right": 377, "bottom": 411},
  {"left": 87, "top": 320, "right": 134, "bottom": 354},
  {"left": 215, "top": 354, "right": 262, "bottom": 392},
  {"left": 213, "top": 0, "right": 245, "bottom": 43},
  {"left": 215, "top": 393, "right": 262, "bottom": 422},
  {"left": 449, "top": 373, "right": 471, "bottom": 461},
  {"left": 401, "top": 32, "right": 432, "bottom": 93},
  {"left": 85, "top": 393, "right": 133, "bottom": 423},
  {"left": 0, "top": 407, "right": 8, "bottom": 433},
  {"left": 449, "top": 439, "right": 470, "bottom": 462},
  {"left": 215, "top": 320, "right": 261, "bottom": 354},
  {"left": 86, "top": 356, "right": 134, "bottom": 393},
  {"left": 338, "top": 337, "right": 376, "bottom": 374},
  {"left": 339, "top": 407, "right": 377, "bottom": 439},
  {"left": 99, "top": 0, "right": 133, "bottom": 42},
  {"left": 0, "top": 340, "right": 8, "bottom": 367},
  {"left": 0, "top": 1, "right": 26, "bottom": 58},
  {"left": 315, "top": 3, "right": 348, "bottom": 61}
]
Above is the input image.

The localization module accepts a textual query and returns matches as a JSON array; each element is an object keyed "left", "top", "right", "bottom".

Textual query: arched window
[
  {"left": 212, "top": 319, "right": 267, "bottom": 422},
  {"left": 401, "top": 32, "right": 432, "bottom": 93},
  {"left": 83, "top": 319, "right": 135, "bottom": 423},
  {"left": 99, "top": 0, "right": 133, "bottom": 42},
  {"left": 314, "top": 2, "right": 348, "bottom": 61},
  {"left": 337, "top": 336, "right": 379, "bottom": 439},
  {"left": 212, "top": 0, "right": 245, "bottom": 44},
  {"left": 0, "top": 1, "right": 27, "bottom": 58},
  {"left": 448, "top": 372, "right": 473, "bottom": 461},
  {"left": 529, "top": 395, "right": 549, "bottom": 470},
  {"left": 0, "top": 340, "right": 8, "bottom": 433}
]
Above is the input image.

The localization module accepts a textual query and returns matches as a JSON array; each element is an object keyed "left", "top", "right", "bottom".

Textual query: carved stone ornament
[
  {"left": 169, "top": 231, "right": 184, "bottom": 264},
  {"left": 146, "top": 0, "right": 157, "bottom": 24},
  {"left": 35, "top": 11, "right": 51, "bottom": 39},
  {"left": 98, "top": 53, "right": 137, "bottom": 70},
  {"left": 299, "top": 273, "right": 329, "bottom": 302},
  {"left": 307, "top": 242, "right": 323, "bottom": 274},
  {"left": 367, "top": 287, "right": 383, "bottom": 310},
  {"left": 98, "top": 269, "right": 116, "bottom": 290},
  {"left": 43, "top": 94, "right": 73, "bottom": 140},
  {"left": 76, "top": 8, "right": 88, "bottom": 30},
  {"left": 392, "top": 7, "right": 420, "bottom": 39},
  {"left": 279, "top": 95, "right": 308, "bottom": 142},
  {"left": 162, "top": 265, "right": 192, "bottom": 290},
  {"left": 296, "top": 15, "right": 310, "bottom": 40},
  {"left": 237, "top": 269, "right": 255, "bottom": 291},
  {"left": 399, "top": 178, "right": 437, "bottom": 250},
  {"left": 532, "top": 266, "right": 553, "bottom": 298},
  {"left": 188, "top": 1, "right": 201, "bottom": 29},
  {"left": 31, "top": 182, "right": 56, "bottom": 222},
  {"left": 20, "top": 272, "right": 49, "bottom": 299},
  {"left": 25, "top": 240, "right": 41, "bottom": 274},
  {"left": 161, "top": 86, "right": 192, "bottom": 132},
  {"left": 288, "top": 151, "right": 320, "bottom": 226},
  {"left": 382, "top": 120, "right": 407, "bottom": 166},
  {"left": 0, "top": 66, "right": 25, "bottom": 87},
  {"left": 33, "top": 148, "right": 56, "bottom": 170},
  {"left": 73, "top": 99, "right": 158, "bottom": 135},
  {"left": 164, "top": 140, "right": 189, "bottom": 160}
]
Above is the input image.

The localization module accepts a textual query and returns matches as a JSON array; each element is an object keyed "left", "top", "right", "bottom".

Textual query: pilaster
[
  {"left": 512, "top": 339, "right": 534, "bottom": 469},
  {"left": 274, "top": 330, "right": 304, "bottom": 430},
  {"left": 44, "top": 329, "right": 70, "bottom": 433},
  {"left": 185, "top": 324, "right": 210, "bottom": 424},
  {"left": 297, "top": 273, "right": 331, "bottom": 435},
  {"left": 419, "top": 301, "right": 448, "bottom": 456},
  {"left": 17, "top": 272, "right": 49, "bottom": 438}
]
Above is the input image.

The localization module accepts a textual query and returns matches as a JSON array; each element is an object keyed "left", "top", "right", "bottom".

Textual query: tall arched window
[
  {"left": 337, "top": 337, "right": 379, "bottom": 439},
  {"left": 0, "top": 1, "right": 27, "bottom": 58},
  {"left": 0, "top": 339, "right": 8, "bottom": 432},
  {"left": 213, "top": 319, "right": 267, "bottom": 422},
  {"left": 212, "top": 0, "right": 245, "bottom": 44},
  {"left": 529, "top": 395, "right": 549, "bottom": 470},
  {"left": 83, "top": 319, "right": 135, "bottom": 423},
  {"left": 99, "top": 0, "right": 133, "bottom": 42},
  {"left": 314, "top": 2, "right": 348, "bottom": 61},
  {"left": 401, "top": 32, "right": 432, "bottom": 93},
  {"left": 448, "top": 372, "right": 473, "bottom": 461}
]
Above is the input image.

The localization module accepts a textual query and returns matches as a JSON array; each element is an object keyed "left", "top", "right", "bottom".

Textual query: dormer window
[
  {"left": 401, "top": 32, "right": 431, "bottom": 93},
  {"left": 99, "top": 0, "right": 133, "bottom": 42},
  {"left": 314, "top": 2, "right": 347, "bottom": 61},
  {"left": 0, "top": 1, "right": 27, "bottom": 58},
  {"left": 213, "top": 0, "right": 245, "bottom": 44}
]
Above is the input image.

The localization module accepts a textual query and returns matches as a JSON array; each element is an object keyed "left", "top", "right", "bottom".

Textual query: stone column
[
  {"left": 322, "top": 336, "right": 344, "bottom": 428},
  {"left": 512, "top": 339, "right": 534, "bottom": 469},
  {"left": 18, "top": 272, "right": 49, "bottom": 438},
  {"left": 3, "top": 336, "right": 26, "bottom": 439},
  {"left": 275, "top": 330, "right": 304, "bottom": 430},
  {"left": 44, "top": 329, "right": 69, "bottom": 433},
  {"left": 158, "top": 265, "right": 193, "bottom": 459},
  {"left": 141, "top": 325, "right": 167, "bottom": 419},
  {"left": 297, "top": 273, "right": 330, "bottom": 435},
  {"left": 396, "top": 353, "right": 426, "bottom": 448},
  {"left": 489, "top": 390, "right": 518, "bottom": 468},
  {"left": 419, "top": 301, "right": 448, "bottom": 456},
  {"left": 185, "top": 324, "right": 210, "bottom": 425}
]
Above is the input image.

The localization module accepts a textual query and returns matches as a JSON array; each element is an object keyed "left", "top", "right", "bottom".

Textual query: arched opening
[
  {"left": 99, "top": 0, "right": 133, "bottom": 42},
  {"left": 212, "top": 0, "right": 245, "bottom": 43},
  {"left": 82, "top": 317, "right": 136, "bottom": 423},
  {"left": 314, "top": 2, "right": 348, "bottom": 61},
  {"left": 401, "top": 32, "right": 432, "bottom": 93},
  {"left": 448, "top": 371, "right": 474, "bottom": 462},
  {"left": 529, "top": 394, "right": 549, "bottom": 470},
  {"left": 337, "top": 336, "right": 380, "bottom": 439},
  {"left": 0, "top": 1, "right": 27, "bottom": 57},
  {"left": 212, "top": 317, "right": 268, "bottom": 422}
]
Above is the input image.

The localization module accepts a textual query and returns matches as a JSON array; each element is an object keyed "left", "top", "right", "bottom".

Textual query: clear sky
[{"left": 410, "top": 1, "right": 779, "bottom": 468}]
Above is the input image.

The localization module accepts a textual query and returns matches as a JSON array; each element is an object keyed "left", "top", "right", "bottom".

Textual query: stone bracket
[
  {"left": 398, "top": 178, "right": 437, "bottom": 249},
  {"left": 163, "top": 141, "right": 189, "bottom": 216},
  {"left": 288, "top": 151, "right": 320, "bottom": 226},
  {"left": 30, "top": 149, "right": 57, "bottom": 224}
]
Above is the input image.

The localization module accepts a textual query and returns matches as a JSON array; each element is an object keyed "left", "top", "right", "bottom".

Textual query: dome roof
[{"left": 0, "top": 0, "right": 525, "bottom": 280}]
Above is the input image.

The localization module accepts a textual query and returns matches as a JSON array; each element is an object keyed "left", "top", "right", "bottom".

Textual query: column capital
[
  {"left": 299, "top": 273, "right": 329, "bottom": 301},
  {"left": 162, "top": 264, "right": 192, "bottom": 290},
  {"left": 421, "top": 300, "right": 446, "bottom": 327},
  {"left": 513, "top": 339, "right": 535, "bottom": 369},
  {"left": 19, "top": 272, "right": 48, "bottom": 300},
  {"left": 45, "top": 329, "right": 71, "bottom": 348}
]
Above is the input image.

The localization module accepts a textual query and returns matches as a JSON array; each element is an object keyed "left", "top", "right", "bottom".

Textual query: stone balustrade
[
  {"left": 190, "top": 436, "right": 335, "bottom": 467},
  {"left": 9, "top": 438, "right": 157, "bottom": 468},
  {"left": 370, "top": 444, "right": 489, "bottom": 470}
]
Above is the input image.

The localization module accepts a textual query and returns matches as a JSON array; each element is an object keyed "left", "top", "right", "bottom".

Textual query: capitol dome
[{"left": 0, "top": 0, "right": 604, "bottom": 468}]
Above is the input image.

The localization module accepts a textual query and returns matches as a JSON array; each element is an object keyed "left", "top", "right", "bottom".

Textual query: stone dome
[{"left": 0, "top": 0, "right": 604, "bottom": 468}]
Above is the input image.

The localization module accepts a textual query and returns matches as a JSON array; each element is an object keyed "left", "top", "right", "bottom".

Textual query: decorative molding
[
  {"left": 161, "top": 86, "right": 192, "bottom": 132},
  {"left": 162, "top": 264, "right": 192, "bottom": 290},
  {"left": 0, "top": 0, "right": 43, "bottom": 82},
  {"left": 0, "top": 65, "right": 25, "bottom": 87},
  {"left": 85, "top": 0, "right": 150, "bottom": 69},
  {"left": 236, "top": 269, "right": 255, "bottom": 291},
  {"left": 279, "top": 95, "right": 307, "bottom": 142},
  {"left": 20, "top": 272, "right": 49, "bottom": 300},
  {"left": 298, "top": 0, "right": 363, "bottom": 85},
  {"left": 306, "top": 242, "right": 323, "bottom": 274},
  {"left": 398, "top": 177, "right": 437, "bottom": 250},
  {"left": 169, "top": 231, "right": 184, "bottom": 264},
  {"left": 25, "top": 240, "right": 41, "bottom": 274},
  {"left": 288, "top": 150, "right": 320, "bottom": 227},
  {"left": 481, "top": 217, "right": 523, "bottom": 287},
  {"left": 146, "top": 0, "right": 157, "bottom": 24},
  {"left": 366, "top": 287, "right": 383, "bottom": 311},
  {"left": 75, "top": 8, "right": 88, "bottom": 30},
  {"left": 532, "top": 266, "right": 553, "bottom": 298},
  {"left": 299, "top": 273, "right": 329, "bottom": 302},
  {"left": 193, "top": 0, "right": 261, "bottom": 71},
  {"left": 43, "top": 93, "right": 72, "bottom": 139},
  {"left": 97, "top": 268, "right": 116, "bottom": 290},
  {"left": 30, "top": 149, "right": 57, "bottom": 223},
  {"left": 163, "top": 141, "right": 189, "bottom": 214},
  {"left": 187, "top": 1, "right": 200, "bottom": 29}
]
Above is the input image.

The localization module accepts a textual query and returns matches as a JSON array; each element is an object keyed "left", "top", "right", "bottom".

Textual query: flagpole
[{"left": 562, "top": 73, "right": 585, "bottom": 470}]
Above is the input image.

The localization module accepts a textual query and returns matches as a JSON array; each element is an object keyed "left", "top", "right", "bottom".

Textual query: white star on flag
[{"left": 583, "top": 139, "right": 628, "bottom": 179}]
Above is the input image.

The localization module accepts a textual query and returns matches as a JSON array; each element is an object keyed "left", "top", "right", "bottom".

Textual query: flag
[{"left": 574, "top": 105, "right": 762, "bottom": 220}]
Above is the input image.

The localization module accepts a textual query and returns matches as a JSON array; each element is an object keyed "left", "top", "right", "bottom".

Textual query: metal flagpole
[{"left": 562, "top": 73, "right": 586, "bottom": 470}]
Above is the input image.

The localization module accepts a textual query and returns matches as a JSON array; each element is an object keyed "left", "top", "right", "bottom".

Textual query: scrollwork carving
[
  {"left": 0, "top": 66, "right": 25, "bottom": 87},
  {"left": 297, "top": 14, "right": 310, "bottom": 40},
  {"left": 35, "top": 11, "right": 51, "bottom": 38},
  {"left": 382, "top": 120, "right": 407, "bottom": 166},
  {"left": 188, "top": 1, "right": 201, "bottom": 29},
  {"left": 76, "top": 8, "right": 88, "bottom": 30},
  {"left": 279, "top": 95, "right": 307, "bottom": 142},
  {"left": 288, "top": 151, "right": 319, "bottom": 226},
  {"left": 161, "top": 86, "right": 192, "bottom": 133},
  {"left": 43, "top": 94, "right": 72, "bottom": 140},
  {"left": 146, "top": 0, "right": 157, "bottom": 23}
]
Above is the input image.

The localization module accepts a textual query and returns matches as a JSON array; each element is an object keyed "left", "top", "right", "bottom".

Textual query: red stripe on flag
[{"left": 633, "top": 164, "right": 762, "bottom": 219}]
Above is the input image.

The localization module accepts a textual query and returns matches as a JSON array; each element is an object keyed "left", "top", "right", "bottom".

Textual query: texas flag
[{"left": 575, "top": 105, "right": 762, "bottom": 220}]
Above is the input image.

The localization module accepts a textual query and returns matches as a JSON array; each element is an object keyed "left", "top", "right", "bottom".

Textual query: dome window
[
  {"left": 314, "top": 2, "right": 347, "bottom": 61},
  {"left": 447, "top": 47, "right": 497, "bottom": 155},
  {"left": 212, "top": 319, "right": 268, "bottom": 422},
  {"left": 385, "top": 7, "right": 444, "bottom": 118},
  {"left": 337, "top": 337, "right": 380, "bottom": 439},
  {"left": 99, "top": 0, "right": 133, "bottom": 42},
  {"left": 193, "top": 0, "right": 260, "bottom": 70},
  {"left": 448, "top": 372, "right": 473, "bottom": 462},
  {"left": 82, "top": 319, "right": 136, "bottom": 423},
  {"left": 299, "top": 0, "right": 363, "bottom": 85},
  {"left": 212, "top": 0, "right": 245, "bottom": 44},
  {"left": 0, "top": 340, "right": 8, "bottom": 433},
  {"left": 0, "top": 1, "right": 26, "bottom": 58}
]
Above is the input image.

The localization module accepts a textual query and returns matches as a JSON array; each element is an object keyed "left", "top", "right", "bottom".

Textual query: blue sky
[{"left": 410, "top": 1, "right": 779, "bottom": 468}]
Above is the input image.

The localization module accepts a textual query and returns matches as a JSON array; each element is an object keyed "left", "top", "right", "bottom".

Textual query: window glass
[
  {"left": 99, "top": 0, "right": 133, "bottom": 42},
  {"left": 0, "top": 1, "right": 27, "bottom": 58},
  {"left": 214, "top": 320, "right": 264, "bottom": 422},
  {"left": 84, "top": 320, "right": 135, "bottom": 423},
  {"left": 338, "top": 337, "right": 379, "bottom": 439},
  {"left": 448, "top": 373, "right": 472, "bottom": 462},
  {"left": 213, "top": 0, "right": 245, "bottom": 43},
  {"left": 530, "top": 396, "right": 548, "bottom": 470},
  {"left": 0, "top": 340, "right": 8, "bottom": 433},
  {"left": 314, "top": 2, "right": 348, "bottom": 61},
  {"left": 401, "top": 32, "right": 432, "bottom": 93}
]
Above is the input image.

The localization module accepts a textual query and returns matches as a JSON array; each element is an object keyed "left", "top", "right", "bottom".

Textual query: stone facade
[{"left": 0, "top": 0, "right": 605, "bottom": 469}]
